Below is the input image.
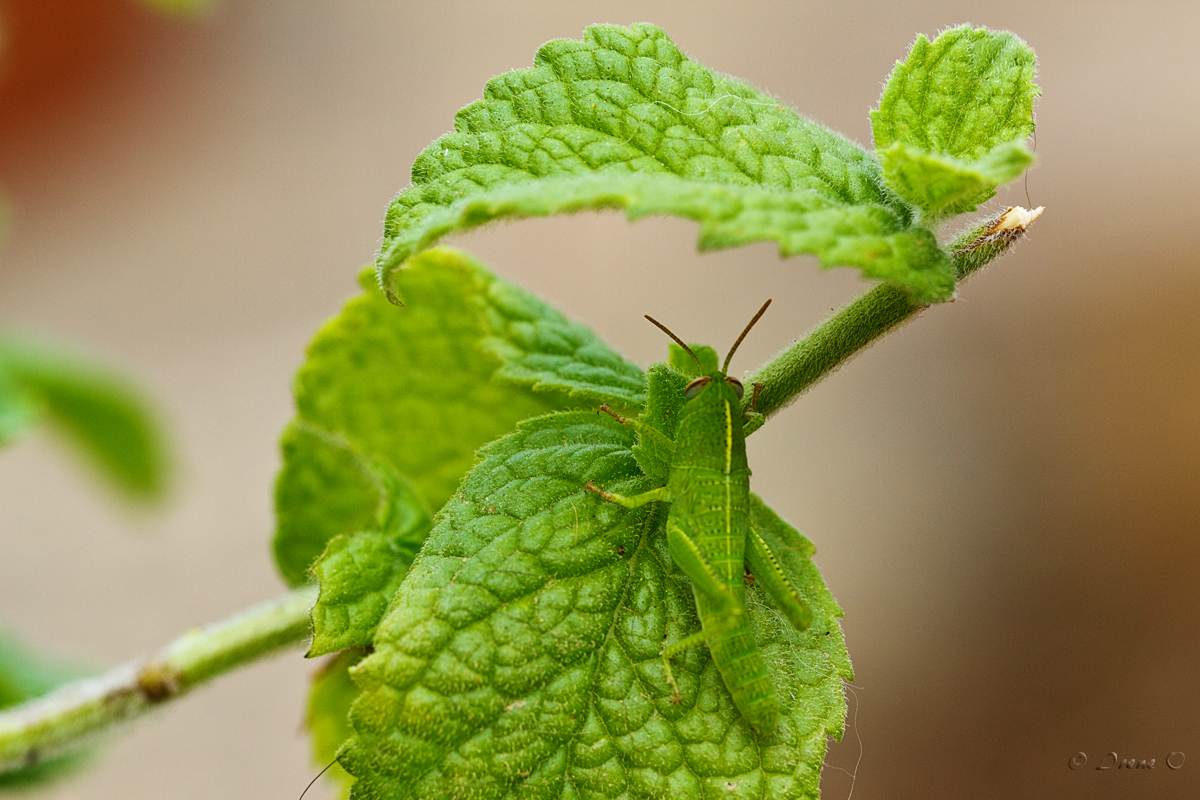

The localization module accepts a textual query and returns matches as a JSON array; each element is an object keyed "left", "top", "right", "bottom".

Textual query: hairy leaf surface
[
  {"left": 309, "top": 470, "right": 433, "bottom": 657},
  {"left": 871, "top": 25, "right": 1038, "bottom": 219},
  {"left": 0, "top": 337, "right": 169, "bottom": 500},
  {"left": 376, "top": 23, "right": 956, "bottom": 303},
  {"left": 342, "top": 412, "right": 850, "bottom": 800},
  {"left": 276, "top": 424, "right": 386, "bottom": 588},
  {"left": 274, "top": 248, "right": 643, "bottom": 586},
  {"left": 876, "top": 139, "right": 1033, "bottom": 220}
]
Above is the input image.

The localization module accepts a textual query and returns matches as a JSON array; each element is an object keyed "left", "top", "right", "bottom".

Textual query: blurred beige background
[{"left": 2, "top": 1, "right": 1198, "bottom": 798}]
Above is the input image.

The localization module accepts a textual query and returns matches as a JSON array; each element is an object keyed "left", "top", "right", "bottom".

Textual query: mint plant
[{"left": 0, "top": 22, "right": 1040, "bottom": 799}]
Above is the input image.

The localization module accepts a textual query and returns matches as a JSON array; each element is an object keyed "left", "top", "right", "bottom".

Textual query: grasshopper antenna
[
  {"left": 723, "top": 299, "right": 772, "bottom": 372},
  {"left": 298, "top": 757, "right": 339, "bottom": 800},
  {"left": 645, "top": 314, "right": 703, "bottom": 369}
]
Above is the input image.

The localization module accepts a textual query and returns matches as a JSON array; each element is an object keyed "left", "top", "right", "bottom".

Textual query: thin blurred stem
[{"left": 0, "top": 585, "right": 317, "bottom": 775}]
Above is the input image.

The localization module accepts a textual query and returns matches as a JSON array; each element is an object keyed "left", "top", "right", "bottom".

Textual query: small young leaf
[
  {"left": 668, "top": 343, "right": 718, "bottom": 378},
  {"left": 275, "top": 424, "right": 385, "bottom": 588},
  {"left": 0, "top": 337, "right": 170, "bottom": 501},
  {"left": 310, "top": 531, "right": 410, "bottom": 656},
  {"left": 309, "top": 471, "right": 432, "bottom": 657},
  {"left": 0, "top": 632, "right": 92, "bottom": 787},
  {"left": 876, "top": 138, "right": 1034, "bottom": 220},
  {"left": 341, "top": 411, "right": 849, "bottom": 800},
  {"left": 643, "top": 362, "right": 687, "bottom": 438},
  {"left": 308, "top": 649, "right": 367, "bottom": 800},
  {"left": 273, "top": 248, "right": 643, "bottom": 585},
  {"left": 629, "top": 363, "right": 687, "bottom": 484},
  {"left": 376, "top": 23, "right": 955, "bottom": 303},
  {"left": 871, "top": 25, "right": 1039, "bottom": 220}
]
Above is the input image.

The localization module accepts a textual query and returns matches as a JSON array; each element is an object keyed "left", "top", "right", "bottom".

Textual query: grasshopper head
[
  {"left": 683, "top": 372, "right": 743, "bottom": 401},
  {"left": 645, "top": 298, "right": 770, "bottom": 406}
]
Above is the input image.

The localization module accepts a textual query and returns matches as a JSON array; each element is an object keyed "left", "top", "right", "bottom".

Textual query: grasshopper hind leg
[{"left": 746, "top": 525, "right": 812, "bottom": 632}]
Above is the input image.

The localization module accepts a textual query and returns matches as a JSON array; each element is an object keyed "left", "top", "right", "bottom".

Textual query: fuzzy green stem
[
  {"left": 0, "top": 585, "right": 317, "bottom": 775},
  {"left": 746, "top": 209, "right": 1038, "bottom": 418}
]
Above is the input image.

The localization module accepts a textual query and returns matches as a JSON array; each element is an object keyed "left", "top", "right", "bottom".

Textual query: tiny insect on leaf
[{"left": 585, "top": 300, "right": 813, "bottom": 731}]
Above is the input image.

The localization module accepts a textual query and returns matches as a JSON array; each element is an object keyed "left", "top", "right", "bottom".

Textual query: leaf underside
[
  {"left": 341, "top": 412, "right": 851, "bottom": 800},
  {"left": 376, "top": 23, "right": 955, "bottom": 303},
  {"left": 876, "top": 139, "right": 1033, "bottom": 220},
  {"left": 273, "top": 247, "right": 644, "bottom": 586},
  {"left": 871, "top": 24, "right": 1039, "bottom": 220}
]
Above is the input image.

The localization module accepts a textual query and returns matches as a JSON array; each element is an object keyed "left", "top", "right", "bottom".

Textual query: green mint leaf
[
  {"left": 308, "top": 649, "right": 367, "bottom": 800},
  {"left": 0, "top": 337, "right": 170, "bottom": 500},
  {"left": 376, "top": 23, "right": 954, "bottom": 303},
  {"left": 668, "top": 343, "right": 718, "bottom": 378},
  {"left": 275, "top": 424, "right": 385, "bottom": 587},
  {"left": 341, "top": 411, "right": 849, "bottom": 800},
  {"left": 872, "top": 25, "right": 1039, "bottom": 159},
  {"left": 273, "top": 248, "right": 642, "bottom": 586},
  {"left": 643, "top": 362, "right": 687, "bottom": 439},
  {"left": 876, "top": 138, "right": 1034, "bottom": 220},
  {"left": 630, "top": 363, "right": 687, "bottom": 484},
  {"left": 479, "top": 267, "right": 646, "bottom": 409},
  {"left": 309, "top": 470, "right": 432, "bottom": 657},
  {"left": 871, "top": 25, "right": 1039, "bottom": 220},
  {"left": 0, "top": 632, "right": 93, "bottom": 787},
  {"left": 311, "top": 531, "right": 406, "bottom": 655}
]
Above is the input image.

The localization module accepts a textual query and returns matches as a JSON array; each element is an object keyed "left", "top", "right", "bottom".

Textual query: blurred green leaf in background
[{"left": 0, "top": 335, "right": 171, "bottom": 502}]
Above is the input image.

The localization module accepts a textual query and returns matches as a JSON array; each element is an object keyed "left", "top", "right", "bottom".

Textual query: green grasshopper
[{"left": 585, "top": 300, "right": 813, "bottom": 732}]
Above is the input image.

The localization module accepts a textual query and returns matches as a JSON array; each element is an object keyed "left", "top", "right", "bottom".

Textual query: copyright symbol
[{"left": 1068, "top": 752, "right": 1087, "bottom": 770}]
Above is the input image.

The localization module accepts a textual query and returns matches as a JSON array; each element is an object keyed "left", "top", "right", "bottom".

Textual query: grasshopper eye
[
  {"left": 684, "top": 376, "right": 711, "bottom": 400},
  {"left": 725, "top": 377, "right": 744, "bottom": 398}
]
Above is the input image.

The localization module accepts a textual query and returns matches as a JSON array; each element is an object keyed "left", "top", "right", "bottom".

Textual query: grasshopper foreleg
[
  {"left": 742, "top": 384, "right": 766, "bottom": 436},
  {"left": 583, "top": 483, "right": 667, "bottom": 508},
  {"left": 597, "top": 405, "right": 673, "bottom": 449}
]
